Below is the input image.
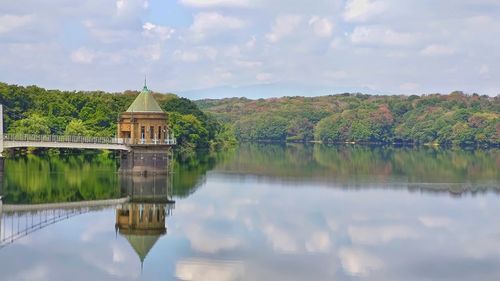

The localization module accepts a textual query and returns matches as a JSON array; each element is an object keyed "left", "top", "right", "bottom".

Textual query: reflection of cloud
[
  {"left": 463, "top": 236, "right": 500, "bottom": 259},
  {"left": 16, "top": 264, "right": 49, "bottom": 281},
  {"left": 305, "top": 231, "right": 331, "bottom": 253},
  {"left": 263, "top": 223, "right": 299, "bottom": 253},
  {"left": 418, "top": 216, "right": 452, "bottom": 228},
  {"left": 111, "top": 242, "right": 127, "bottom": 263},
  {"left": 348, "top": 225, "right": 418, "bottom": 245},
  {"left": 176, "top": 203, "right": 215, "bottom": 219},
  {"left": 339, "top": 248, "right": 383, "bottom": 277},
  {"left": 186, "top": 224, "right": 242, "bottom": 254},
  {"left": 176, "top": 259, "right": 244, "bottom": 281},
  {"left": 80, "top": 240, "right": 139, "bottom": 278},
  {"left": 326, "top": 218, "right": 339, "bottom": 232},
  {"left": 80, "top": 217, "right": 111, "bottom": 242}
]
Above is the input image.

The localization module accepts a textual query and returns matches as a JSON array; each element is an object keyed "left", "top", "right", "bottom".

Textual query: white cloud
[
  {"left": 83, "top": 20, "right": 135, "bottom": 44},
  {"left": 245, "top": 36, "right": 257, "bottom": 48},
  {"left": 324, "top": 71, "right": 348, "bottom": 80},
  {"left": 479, "top": 64, "right": 490, "bottom": 75},
  {"left": 70, "top": 47, "right": 96, "bottom": 64},
  {"left": 339, "top": 248, "right": 383, "bottom": 277},
  {"left": 173, "top": 47, "right": 218, "bottom": 62},
  {"left": 142, "top": 22, "right": 175, "bottom": 41},
  {"left": 180, "top": 0, "right": 251, "bottom": 8},
  {"left": 139, "top": 43, "right": 162, "bottom": 61},
  {"left": 308, "top": 16, "right": 333, "bottom": 38},
  {"left": 0, "top": 14, "right": 33, "bottom": 33},
  {"left": 235, "top": 60, "right": 262, "bottom": 68},
  {"left": 2, "top": 0, "right": 500, "bottom": 96},
  {"left": 266, "top": 15, "right": 303, "bottom": 43},
  {"left": 400, "top": 82, "right": 419, "bottom": 91},
  {"left": 116, "top": 0, "right": 125, "bottom": 11},
  {"left": 173, "top": 50, "right": 200, "bottom": 62},
  {"left": 350, "top": 25, "right": 418, "bottom": 46},
  {"left": 256, "top": 73, "right": 272, "bottom": 81},
  {"left": 116, "top": 0, "right": 149, "bottom": 15},
  {"left": 421, "top": 44, "right": 456, "bottom": 56},
  {"left": 343, "top": 0, "right": 387, "bottom": 22},
  {"left": 190, "top": 12, "right": 246, "bottom": 40}
]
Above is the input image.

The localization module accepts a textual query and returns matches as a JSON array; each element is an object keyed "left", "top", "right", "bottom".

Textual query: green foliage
[
  {"left": 9, "top": 113, "right": 51, "bottom": 134},
  {"left": 169, "top": 112, "right": 209, "bottom": 149},
  {"left": 235, "top": 113, "right": 288, "bottom": 141},
  {"left": 0, "top": 82, "right": 235, "bottom": 151},
  {"left": 64, "top": 119, "right": 91, "bottom": 136},
  {"left": 198, "top": 93, "right": 499, "bottom": 147}
]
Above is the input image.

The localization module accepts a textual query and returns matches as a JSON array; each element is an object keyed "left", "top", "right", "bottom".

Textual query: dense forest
[
  {"left": 0, "top": 82, "right": 498, "bottom": 148},
  {"left": 197, "top": 92, "right": 500, "bottom": 147},
  {"left": 0, "top": 82, "right": 235, "bottom": 151}
]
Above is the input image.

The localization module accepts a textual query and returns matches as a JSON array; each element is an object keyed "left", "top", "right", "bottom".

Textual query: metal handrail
[{"left": 3, "top": 134, "right": 176, "bottom": 146}]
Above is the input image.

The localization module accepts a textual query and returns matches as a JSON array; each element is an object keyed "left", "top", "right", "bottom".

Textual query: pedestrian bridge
[
  {"left": 0, "top": 105, "right": 176, "bottom": 155},
  {"left": 3, "top": 134, "right": 132, "bottom": 151},
  {"left": 1, "top": 134, "right": 176, "bottom": 154}
]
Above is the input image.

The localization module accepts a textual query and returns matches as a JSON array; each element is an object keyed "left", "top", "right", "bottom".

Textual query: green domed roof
[{"left": 126, "top": 84, "right": 164, "bottom": 113}]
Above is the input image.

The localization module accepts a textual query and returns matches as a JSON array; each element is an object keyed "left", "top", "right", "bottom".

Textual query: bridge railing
[
  {"left": 4, "top": 134, "right": 126, "bottom": 144},
  {"left": 3, "top": 134, "right": 177, "bottom": 146}
]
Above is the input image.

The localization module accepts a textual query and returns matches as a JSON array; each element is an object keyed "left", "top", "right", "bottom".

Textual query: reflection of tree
[
  {"left": 2, "top": 153, "right": 120, "bottom": 204},
  {"left": 313, "top": 145, "right": 395, "bottom": 182},
  {"left": 172, "top": 150, "right": 233, "bottom": 198},
  {"left": 216, "top": 143, "right": 500, "bottom": 194},
  {"left": 1, "top": 149, "right": 229, "bottom": 204},
  {"left": 216, "top": 143, "right": 318, "bottom": 178}
]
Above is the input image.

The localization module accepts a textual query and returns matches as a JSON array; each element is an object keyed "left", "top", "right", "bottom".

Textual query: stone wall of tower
[{"left": 117, "top": 112, "right": 169, "bottom": 144}]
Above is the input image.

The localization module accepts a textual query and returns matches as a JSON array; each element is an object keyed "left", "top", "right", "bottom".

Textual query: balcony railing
[
  {"left": 132, "top": 138, "right": 177, "bottom": 145},
  {"left": 3, "top": 134, "right": 176, "bottom": 146}
]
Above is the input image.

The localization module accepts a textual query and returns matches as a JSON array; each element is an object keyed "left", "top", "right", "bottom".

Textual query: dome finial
[{"left": 143, "top": 75, "right": 148, "bottom": 91}]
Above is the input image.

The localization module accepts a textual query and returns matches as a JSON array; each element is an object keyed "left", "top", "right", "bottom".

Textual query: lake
[{"left": 0, "top": 144, "right": 499, "bottom": 281}]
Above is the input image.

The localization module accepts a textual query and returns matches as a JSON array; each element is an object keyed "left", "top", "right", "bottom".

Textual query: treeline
[
  {"left": 0, "top": 82, "right": 235, "bottom": 150},
  {"left": 196, "top": 92, "right": 500, "bottom": 146}
]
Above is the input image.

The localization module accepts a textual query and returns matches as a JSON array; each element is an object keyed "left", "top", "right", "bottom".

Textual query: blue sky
[{"left": 0, "top": 0, "right": 499, "bottom": 99}]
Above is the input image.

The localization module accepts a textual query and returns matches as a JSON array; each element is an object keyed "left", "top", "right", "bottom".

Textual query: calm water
[{"left": 0, "top": 144, "right": 499, "bottom": 281}]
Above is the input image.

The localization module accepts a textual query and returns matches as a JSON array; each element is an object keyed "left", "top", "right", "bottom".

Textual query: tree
[
  {"left": 169, "top": 113, "right": 209, "bottom": 149},
  {"left": 9, "top": 114, "right": 50, "bottom": 135},
  {"left": 64, "top": 119, "right": 91, "bottom": 136}
]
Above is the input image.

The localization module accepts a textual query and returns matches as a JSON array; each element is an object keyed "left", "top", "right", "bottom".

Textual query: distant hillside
[{"left": 196, "top": 92, "right": 500, "bottom": 146}]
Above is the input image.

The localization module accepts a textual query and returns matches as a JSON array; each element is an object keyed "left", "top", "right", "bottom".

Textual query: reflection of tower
[
  {"left": 119, "top": 150, "right": 173, "bottom": 175},
  {"left": 115, "top": 202, "right": 174, "bottom": 268},
  {"left": 116, "top": 153, "right": 175, "bottom": 271}
]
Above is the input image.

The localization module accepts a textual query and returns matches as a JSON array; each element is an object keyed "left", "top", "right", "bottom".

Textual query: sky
[{"left": 0, "top": 0, "right": 499, "bottom": 99}]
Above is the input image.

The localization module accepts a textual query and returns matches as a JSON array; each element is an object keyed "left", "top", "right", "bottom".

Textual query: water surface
[{"left": 0, "top": 145, "right": 499, "bottom": 281}]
